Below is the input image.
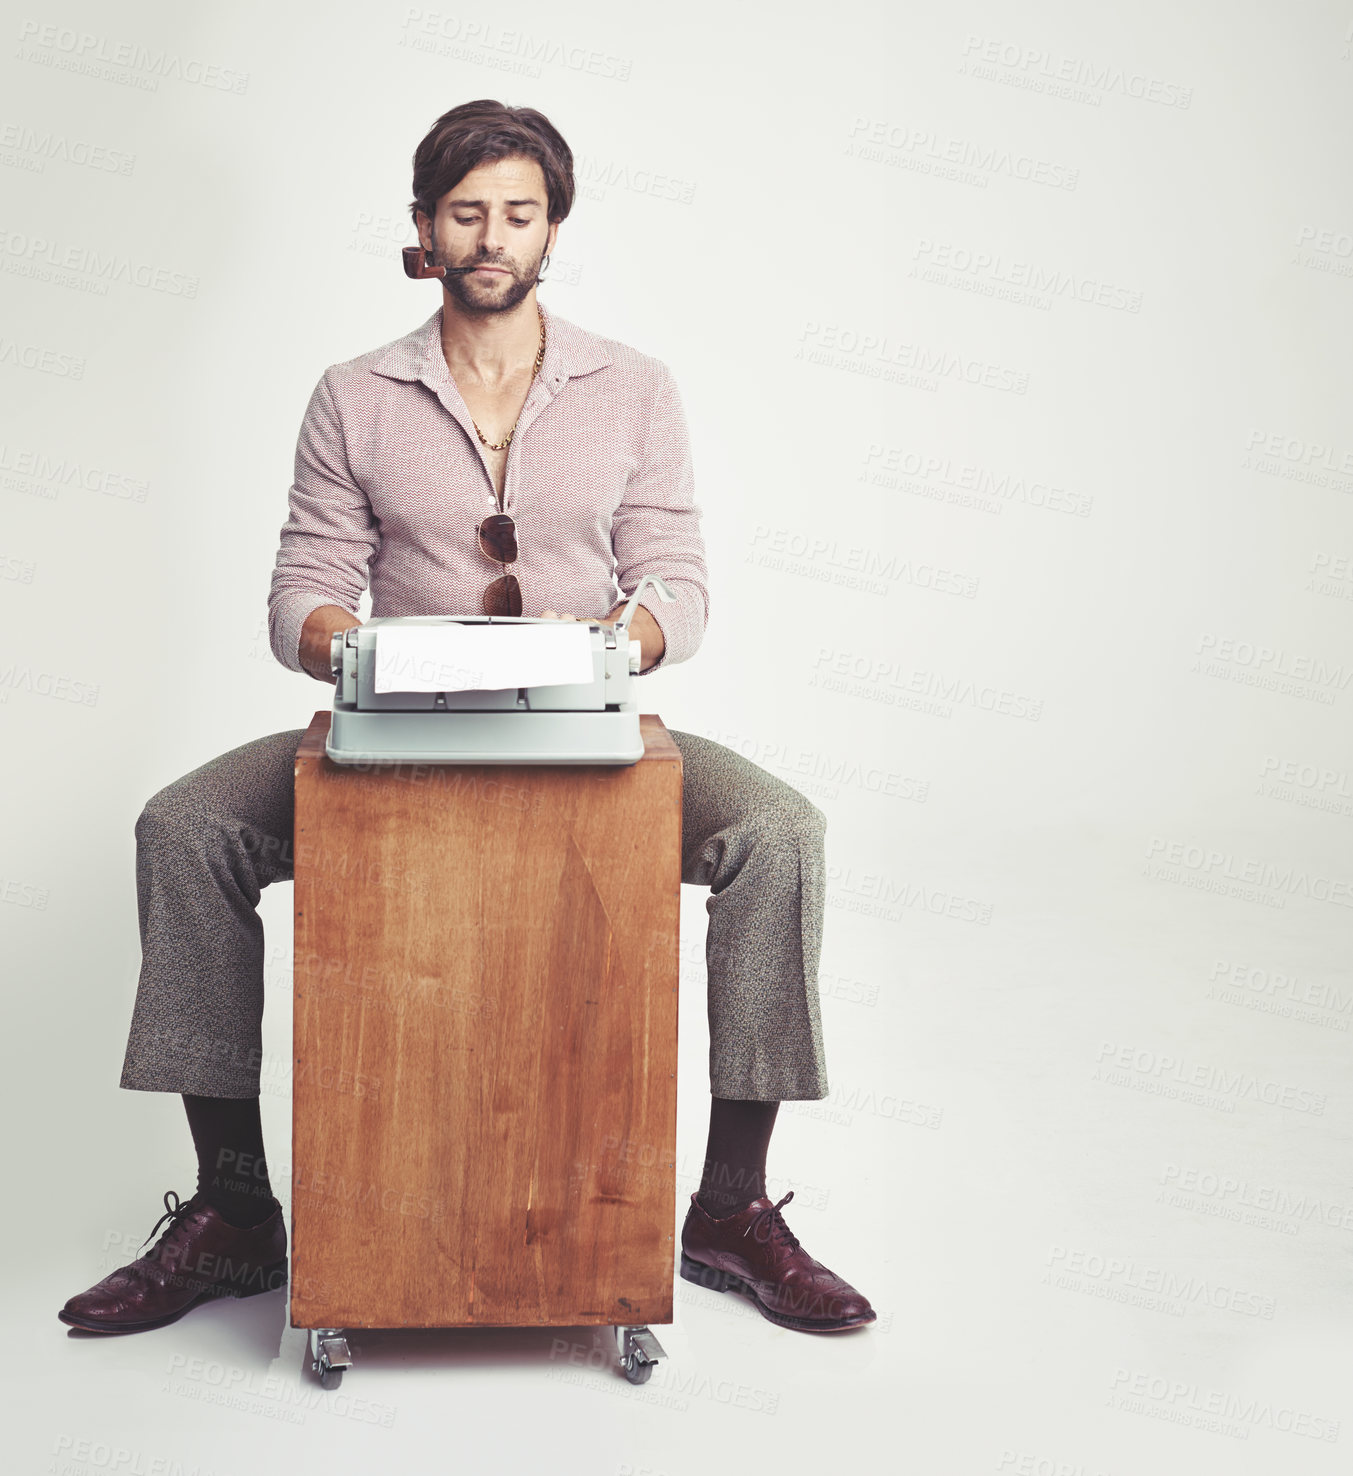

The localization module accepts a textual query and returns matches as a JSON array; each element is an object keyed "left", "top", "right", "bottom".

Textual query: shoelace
[
  {"left": 138, "top": 1189, "right": 200, "bottom": 1258},
  {"left": 744, "top": 1190, "right": 801, "bottom": 1252}
]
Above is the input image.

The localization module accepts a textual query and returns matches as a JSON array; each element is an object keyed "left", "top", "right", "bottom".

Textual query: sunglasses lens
[
  {"left": 482, "top": 574, "right": 522, "bottom": 616},
  {"left": 478, "top": 513, "right": 517, "bottom": 564}
]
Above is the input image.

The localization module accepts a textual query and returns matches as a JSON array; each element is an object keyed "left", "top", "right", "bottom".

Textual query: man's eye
[{"left": 510, "top": 218, "right": 530, "bottom": 226}]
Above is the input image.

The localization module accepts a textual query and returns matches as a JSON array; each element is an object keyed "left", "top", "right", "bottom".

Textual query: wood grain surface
[{"left": 290, "top": 712, "right": 681, "bottom": 1329}]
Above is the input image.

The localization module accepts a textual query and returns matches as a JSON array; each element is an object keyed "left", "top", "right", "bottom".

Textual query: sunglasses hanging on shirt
[{"left": 477, "top": 512, "right": 522, "bottom": 616}]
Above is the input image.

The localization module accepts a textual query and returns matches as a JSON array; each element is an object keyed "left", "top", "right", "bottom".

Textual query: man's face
[{"left": 418, "top": 154, "right": 558, "bottom": 317}]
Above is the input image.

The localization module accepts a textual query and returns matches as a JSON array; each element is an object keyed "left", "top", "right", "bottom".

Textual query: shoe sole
[
  {"left": 680, "top": 1251, "right": 876, "bottom": 1333},
  {"left": 57, "top": 1257, "right": 289, "bottom": 1335}
]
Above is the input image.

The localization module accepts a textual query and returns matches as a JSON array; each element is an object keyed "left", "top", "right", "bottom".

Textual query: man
[{"left": 59, "top": 100, "right": 874, "bottom": 1338}]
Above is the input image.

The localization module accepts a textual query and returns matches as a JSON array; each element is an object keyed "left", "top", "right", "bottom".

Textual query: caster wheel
[
  {"left": 308, "top": 1329, "right": 352, "bottom": 1389},
  {"left": 615, "top": 1324, "right": 665, "bottom": 1385}
]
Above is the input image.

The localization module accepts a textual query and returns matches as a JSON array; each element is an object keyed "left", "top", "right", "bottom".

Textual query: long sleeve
[
  {"left": 611, "top": 363, "right": 709, "bottom": 673},
  {"left": 267, "top": 370, "right": 380, "bottom": 673}
]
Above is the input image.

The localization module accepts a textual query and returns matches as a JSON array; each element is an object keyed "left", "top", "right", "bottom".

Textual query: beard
[{"left": 430, "top": 240, "right": 545, "bottom": 317}]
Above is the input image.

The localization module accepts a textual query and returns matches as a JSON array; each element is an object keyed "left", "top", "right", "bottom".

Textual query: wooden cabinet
[{"left": 290, "top": 711, "right": 681, "bottom": 1330}]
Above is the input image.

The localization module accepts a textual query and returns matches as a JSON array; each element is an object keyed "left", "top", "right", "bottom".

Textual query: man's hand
[
  {"left": 539, "top": 602, "right": 666, "bottom": 673},
  {"left": 299, "top": 604, "right": 363, "bottom": 684}
]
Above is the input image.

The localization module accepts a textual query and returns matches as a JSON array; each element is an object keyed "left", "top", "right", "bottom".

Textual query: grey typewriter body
[{"left": 324, "top": 575, "right": 674, "bottom": 767}]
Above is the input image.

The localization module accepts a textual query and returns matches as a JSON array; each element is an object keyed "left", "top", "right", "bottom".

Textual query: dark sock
[
  {"left": 181, "top": 1093, "right": 277, "bottom": 1228},
  {"left": 696, "top": 1095, "right": 780, "bottom": 1218}
]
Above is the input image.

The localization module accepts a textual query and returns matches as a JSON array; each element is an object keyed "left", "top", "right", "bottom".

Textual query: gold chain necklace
[{"left": 470, "top": 304, "right": 546, "bottom": 452}]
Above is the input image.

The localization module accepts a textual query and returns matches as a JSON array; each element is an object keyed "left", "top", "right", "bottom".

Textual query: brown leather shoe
[
  {"left": 58, "top": 1189, "right": 288, "bottom": 1334},
  {"left": 680, "top": 1189, "right": 876, "bottom": 1332}
]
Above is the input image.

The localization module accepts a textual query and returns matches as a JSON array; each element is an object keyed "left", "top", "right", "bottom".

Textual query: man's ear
[
  {"left": 416, "top": 207, "right": 433, "bottom": 253},
  {"left": 547, "top": 220, "right": 560, "bottom": 256}
]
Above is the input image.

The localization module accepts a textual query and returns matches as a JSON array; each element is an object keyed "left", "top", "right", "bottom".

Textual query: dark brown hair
[{"left": 409, "top": 100, "right": 575, "bottom": 227}]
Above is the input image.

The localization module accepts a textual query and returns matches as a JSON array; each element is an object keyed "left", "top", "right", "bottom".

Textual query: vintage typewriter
[{"left": 325, "top": 574, "right": 675, "bottom": 766}]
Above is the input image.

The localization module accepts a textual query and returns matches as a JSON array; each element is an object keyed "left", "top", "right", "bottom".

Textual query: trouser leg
[
  {"left": 118, "top": 724, "right": 830, "bottom": 1102},
  {"left": 668, "top": 730, "right": 830, "bottom": 1103},
  {"left": 118, "top": 728, "right": 308, "bottom": 1097}
]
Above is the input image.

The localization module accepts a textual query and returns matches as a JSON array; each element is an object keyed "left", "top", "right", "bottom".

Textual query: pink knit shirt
[{"left": 267, "top": 300, "right": 708, "bottom": 677}]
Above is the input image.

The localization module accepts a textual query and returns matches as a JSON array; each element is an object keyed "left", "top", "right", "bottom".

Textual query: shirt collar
[{"left": 368, "top": 298, "right": 613, "bottom": 392}]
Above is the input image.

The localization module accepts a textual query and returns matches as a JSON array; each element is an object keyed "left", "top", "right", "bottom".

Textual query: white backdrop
[{"left": 5, "top": 2, "right": 1353, "bottom": 1472}]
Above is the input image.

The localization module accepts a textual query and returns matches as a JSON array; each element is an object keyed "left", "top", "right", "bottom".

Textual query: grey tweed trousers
[{"left": 118, "top": 727, "right": 830, "bottom": 1103}]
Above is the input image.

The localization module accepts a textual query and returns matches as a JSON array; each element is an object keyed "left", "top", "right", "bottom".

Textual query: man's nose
[{"left": 479, "top": 213, "right": 511, "bottom": 258}]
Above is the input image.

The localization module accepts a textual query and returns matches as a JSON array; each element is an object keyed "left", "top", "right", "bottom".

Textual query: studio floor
[{"left": 16, "top": 824, "right": 1351, "bottom": 1475}]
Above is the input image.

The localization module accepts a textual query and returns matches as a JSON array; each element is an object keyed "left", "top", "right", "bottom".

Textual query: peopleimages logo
[
  {"left": 1195, "top": 632, "right": 1352, "bottom": 686},
  {"left": 1209, "top": 958, "right": 1351, "bottom": 1016},
  {"left": 797, "top": 321, "right": 1030, "bottom": 394},
  {"left": 958, "top": 35, "right": 1193, "bottom": 109},
  {"left": 1244, "top": 428, "right": 1353, "bottom": 475},
  {"left": 860, "top": 442, "right": 1093, "bottom": 516},
  {"left": 809, "top": 646, "right": 1044, "bottom": 720},
  {"left": 15, "top": 21, "right": 250, "bottom": 93},
  {"left": 1045, "top": 1244, "right": 1275, "bottom": 1319},
  {"left": 0, "top": 121, "right": 136, "bottom": 174},
  {"left": 1158, "top": 1162, "right": 1353, "bottom": 1232},
  {"left": 845, "top": 116, "right": 1080, "bottom": 190},
  {"left": 1094, "top": 1042, "right": 1327, "bottom": 1115},
  {"left": 911, "top": 239, "right": 1142, "bottom": 311},
  {"left": 1108, "top": 1369, "right": 1339, "bottom": 1442},
  {"left": 1146, "top": 837, "right": 1353, "bottom": 907},
  {"left": 0, "top": 228, "right": 199, "bottom": 296},
  {"left": 1259, "top": 754, "right": 1353, "bottom": 796}
]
